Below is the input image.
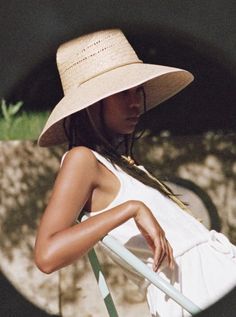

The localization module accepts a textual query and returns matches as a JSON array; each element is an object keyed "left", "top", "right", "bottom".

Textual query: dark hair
[{"left": 63, "top": 88, "right": 189, "bottom": 211}]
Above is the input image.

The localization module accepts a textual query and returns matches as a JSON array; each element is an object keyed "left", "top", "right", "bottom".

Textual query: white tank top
[
  {"left": 61, "top": 149, "right": 234, "bottom": 288},
  {"left": 61, "top": 149, "right": 211, "bottom": 287},
  {"left": 80, "top": 150, "right": 210, "bottom": 257}
]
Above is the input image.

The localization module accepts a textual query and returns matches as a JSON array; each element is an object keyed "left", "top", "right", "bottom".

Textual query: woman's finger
[
  {"left": 164, "top": 238, "right": 172, "bottom": 269},
  {"left": 163, "top": 237, "right": 174, "bottom": 270},
  {"left": 167, "top": 241, "right": 175, "bottom": 270},
  {"left": 153, "top": 236, "right": 165, "bottom": 271},
  {"left": 153, "top": 238, "right": 162, "bottom": 271},
  {"left": 157, "top": 237, "right": 166, "bottom": 267},
  {"left": 157, "top": 236, "right": 169, "bottom": 270}
]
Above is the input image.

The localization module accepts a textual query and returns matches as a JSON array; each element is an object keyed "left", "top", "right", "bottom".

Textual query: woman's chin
[
  {"left": 120, "top": 127, "right": 136, "bottom": 135},
  {"left": 107, "top": 124, "right": 137, "bottom": 136}
]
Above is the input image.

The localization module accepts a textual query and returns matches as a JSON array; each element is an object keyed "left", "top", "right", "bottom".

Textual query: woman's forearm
[{"left": 34, "top": 201, "right": 139, "bottom": 274}]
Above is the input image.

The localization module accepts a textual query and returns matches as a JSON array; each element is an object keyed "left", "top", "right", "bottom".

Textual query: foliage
[{"left": 0, "top": 99, "right": 49, "bottom": 140}]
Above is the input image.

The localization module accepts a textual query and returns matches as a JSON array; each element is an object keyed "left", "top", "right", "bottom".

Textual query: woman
[{"left": 35, "top": 29, "right": 236, "bottom": 316}]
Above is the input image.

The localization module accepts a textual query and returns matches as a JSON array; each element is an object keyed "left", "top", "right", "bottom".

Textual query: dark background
[
  {"left": 1, "top": 0, "right": 236, "bottom": 134},
  {"left": 0, "top": 1, "right": 235, "bottom": 316}
]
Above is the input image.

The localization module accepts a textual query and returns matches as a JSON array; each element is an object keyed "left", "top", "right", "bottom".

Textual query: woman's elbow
[{"left": 34, "top": 246, "right": 56, "bottom": 274}]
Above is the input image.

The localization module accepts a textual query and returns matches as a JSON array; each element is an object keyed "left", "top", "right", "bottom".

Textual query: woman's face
[{"left": 90, "top": 85, "right": 144, "bottom": 136}]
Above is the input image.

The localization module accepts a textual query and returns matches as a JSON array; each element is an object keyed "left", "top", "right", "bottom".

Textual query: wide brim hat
[{"left": 38, "top": 29, "right": 194, "bottom": 147}]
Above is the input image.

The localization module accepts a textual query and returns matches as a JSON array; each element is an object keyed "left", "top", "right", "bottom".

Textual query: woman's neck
[{"left": 110, "top": 134, "right": 126, "bottom": 155}]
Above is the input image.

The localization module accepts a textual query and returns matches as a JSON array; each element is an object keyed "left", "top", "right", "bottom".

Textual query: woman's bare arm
[
  {"left": 34, "top": 147, "right": 139, "bottom": 273},
  {"left": 34, "top": 146, "right": 174, "bottom": 274}
]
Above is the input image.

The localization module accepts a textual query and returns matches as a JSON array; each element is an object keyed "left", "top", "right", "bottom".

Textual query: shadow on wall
[
  {"left": 0, "top": 141, "right": 150, "bottom": 317},
  {"left": 135, "top": 131, "right": 236, "bottom": 242},
  {"left": 8, "top": 26, "right": 236, "bottom": 134}
]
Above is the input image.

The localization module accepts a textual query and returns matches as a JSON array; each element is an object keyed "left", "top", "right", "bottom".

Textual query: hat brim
[{"left": 38, "top": 63, "right": 193, "bottom": 146}]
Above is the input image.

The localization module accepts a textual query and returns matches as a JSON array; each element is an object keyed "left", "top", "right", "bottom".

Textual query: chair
[{"left": 77, "top": 214, "right": 202, "bottom": 317}]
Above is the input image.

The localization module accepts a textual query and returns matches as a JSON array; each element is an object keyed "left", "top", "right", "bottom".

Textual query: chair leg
[{"left": 88, "top": 248, "right": 119, "bottom": 317}]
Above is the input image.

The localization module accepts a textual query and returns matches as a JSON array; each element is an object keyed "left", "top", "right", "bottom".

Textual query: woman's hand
[{"left": 132, "top": 201, "right": 174, "bottom": 272}]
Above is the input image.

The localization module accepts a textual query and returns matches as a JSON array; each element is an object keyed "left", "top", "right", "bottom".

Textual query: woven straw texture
[{"left": 38, "top": 29, "right": 193, "bottom": 147}]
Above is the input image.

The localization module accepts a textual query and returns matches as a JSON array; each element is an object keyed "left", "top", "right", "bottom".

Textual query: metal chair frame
[{"left": 78, "top": 215, "right": 202, "bottom": 316}]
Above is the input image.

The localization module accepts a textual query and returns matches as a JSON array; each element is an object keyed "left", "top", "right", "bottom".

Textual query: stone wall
[
  {"left": 136, "top": 131, "right": 236, "bottom": 242},
  {"left": 0, "top": 140, "right": 149, "bottom": 316},
  {"left": 0, "top": 133, "right": 235, "bottom": 316}
]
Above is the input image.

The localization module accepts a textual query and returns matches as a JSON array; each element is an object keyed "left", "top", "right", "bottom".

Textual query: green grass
[{"left": 0, "top": 111, "right": 49, "bottom": 140}]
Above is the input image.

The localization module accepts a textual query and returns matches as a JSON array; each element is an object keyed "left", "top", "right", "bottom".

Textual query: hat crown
[{"left": 57, "top": 29, "right": 142, "bottom": 94}]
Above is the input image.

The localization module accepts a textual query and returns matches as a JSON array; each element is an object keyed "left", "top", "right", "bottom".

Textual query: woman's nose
[{"left": 128, "top": 91, "right": 142, "bottom": 111}]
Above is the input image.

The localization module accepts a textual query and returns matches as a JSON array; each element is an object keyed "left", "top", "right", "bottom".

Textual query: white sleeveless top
[
  {"left": 80, "top": 150, "right": 210, "bottom": 257},
  {"left": 60, "top": 149, "right": 227, "bottom": 288}
]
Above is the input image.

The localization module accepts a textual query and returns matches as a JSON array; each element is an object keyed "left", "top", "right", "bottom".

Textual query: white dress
[{"left": 62, "top": 149, "right": 236, "bottom": 316}]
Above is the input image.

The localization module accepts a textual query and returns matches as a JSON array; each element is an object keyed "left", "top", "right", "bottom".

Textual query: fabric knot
[{"left": 208, "top": 230, "right": 236, "bottom": 260}]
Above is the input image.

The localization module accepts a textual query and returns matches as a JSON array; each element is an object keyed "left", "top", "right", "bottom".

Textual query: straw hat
[{"left": 38, "top": 29, "right": 194, "bottom": 147}]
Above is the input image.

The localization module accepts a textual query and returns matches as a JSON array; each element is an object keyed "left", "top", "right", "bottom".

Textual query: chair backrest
[{"left": 165, "top": 177, "right": 221, "bottom": 231}]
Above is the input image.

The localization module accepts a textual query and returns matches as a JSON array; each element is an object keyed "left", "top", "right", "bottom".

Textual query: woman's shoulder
[{"left": 60, "top": 146, "right": 99, "bottom": 173}]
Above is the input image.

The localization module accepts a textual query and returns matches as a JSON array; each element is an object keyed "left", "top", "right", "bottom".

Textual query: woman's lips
[{"left": 126, "top": 116, "right": 139, "bottom": 124}]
